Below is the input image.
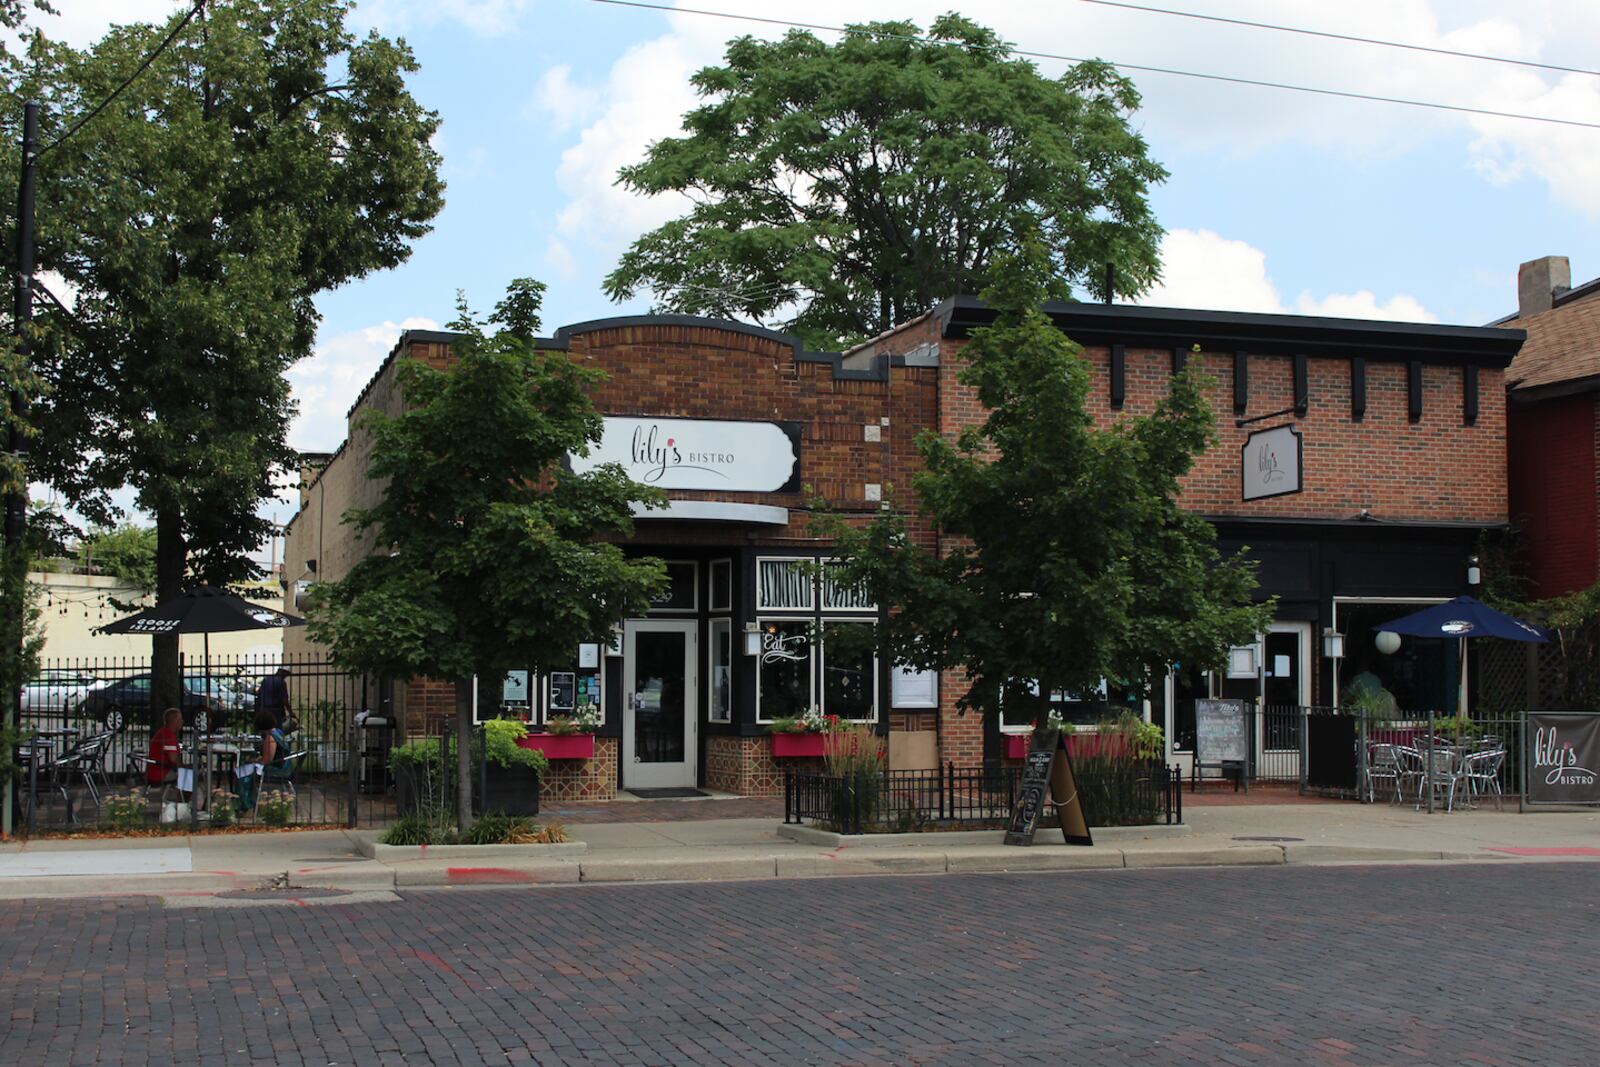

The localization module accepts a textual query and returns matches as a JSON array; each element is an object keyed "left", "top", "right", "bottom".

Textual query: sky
[{"left": 32, "top": 0, "right": 1600, "bottom": 555}]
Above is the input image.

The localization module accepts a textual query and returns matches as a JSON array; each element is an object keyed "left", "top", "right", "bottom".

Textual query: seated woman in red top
[{"left": 146, "top": 707, "right": 184, "bottom": 786}]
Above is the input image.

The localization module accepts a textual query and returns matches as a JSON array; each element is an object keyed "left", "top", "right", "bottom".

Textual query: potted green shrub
[{"left": 477, "top": 719, "right": 550, "bottom": 816}]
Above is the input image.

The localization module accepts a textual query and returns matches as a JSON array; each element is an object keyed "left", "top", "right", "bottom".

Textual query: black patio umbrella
[
  {"left": 1373, "top": 595, "right": 1549, "bottom": 717},
  {"left": 99, "top": 586, "right": 305, "bottom": 806}
]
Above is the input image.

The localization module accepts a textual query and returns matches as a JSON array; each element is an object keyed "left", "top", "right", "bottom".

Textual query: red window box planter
[
  {"left": 771, "top": 732, "right": 827, "bottom": 758},
  {"left": 517, "top": 733, "right": 596, "bottom": 760},
  {"left": 1003, "top": 733, "right": 1033, "bottom": 759}
]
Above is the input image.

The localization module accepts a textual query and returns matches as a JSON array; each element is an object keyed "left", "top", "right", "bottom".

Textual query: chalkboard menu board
[
  {"left": 1003, "top": 729, "right": 1093, "bottom": 847},
  {"left": 1195, "top": 698, "right": 1248, "bottom": 765}
]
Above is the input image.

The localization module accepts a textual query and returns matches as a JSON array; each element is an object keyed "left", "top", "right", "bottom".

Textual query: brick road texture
[{"left": 2, "top": 864, "right": 1594, "bottom": 1066}]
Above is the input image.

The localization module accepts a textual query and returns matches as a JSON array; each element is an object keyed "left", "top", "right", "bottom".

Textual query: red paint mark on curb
[
  {"left": 1486, "top": 846, "right": 1600, "bottom": 857},
  {"left": 446, "top": 866, "right": 536, "bottom": 884}
]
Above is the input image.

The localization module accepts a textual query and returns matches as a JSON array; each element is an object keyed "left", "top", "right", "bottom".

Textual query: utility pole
[{"left": 3, "top": 101, "right": 38, "bottom": 838}]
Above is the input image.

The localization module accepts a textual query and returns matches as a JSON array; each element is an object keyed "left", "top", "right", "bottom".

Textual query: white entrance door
[{"left": 623, "top": 620, "right": 698, "bottom": 790}]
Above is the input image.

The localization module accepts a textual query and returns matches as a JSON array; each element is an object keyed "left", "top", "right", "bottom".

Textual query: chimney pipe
[{"left": 1518, "top": 256, "right": 1571, "bottom": 318}]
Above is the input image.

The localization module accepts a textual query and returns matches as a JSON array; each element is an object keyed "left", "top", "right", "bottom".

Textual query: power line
[
  {"left": 1076, "top": 0, "right": 1600, "bottom": 80},
  {"left": 590, "top": 0, "right": 1600, "bottom": 132},
  {"left": 38, "top": 1, "right": 207, "bottom": 158}
]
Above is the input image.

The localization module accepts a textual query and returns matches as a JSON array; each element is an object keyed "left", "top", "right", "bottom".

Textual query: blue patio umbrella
[{"left": 1372, "top": 596, "right": 1549, "bottom": 715}]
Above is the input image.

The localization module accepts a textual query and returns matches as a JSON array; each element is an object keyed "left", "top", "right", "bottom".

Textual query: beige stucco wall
[
  {"left": 29, "top": 571, "right": 286, "bottom": 663},
  {"left": 282, "top": 348, "right": 408, "bottom": 658}
]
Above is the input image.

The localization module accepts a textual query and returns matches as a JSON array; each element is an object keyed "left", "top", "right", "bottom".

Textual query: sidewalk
[{"left": 2, "top": 802, "right": 1597, "bottom": 901}]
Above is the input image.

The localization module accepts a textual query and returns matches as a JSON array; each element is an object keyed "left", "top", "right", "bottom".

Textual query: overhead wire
[
  {"left": 1075, "top": 0, "right": 1600, "bottom": 80},
  {"left": 38, "top": 1, "right": 207, "bottom": 158},
  {"left": 589, "top": 0, "right": 1600, "bottom": 132}
]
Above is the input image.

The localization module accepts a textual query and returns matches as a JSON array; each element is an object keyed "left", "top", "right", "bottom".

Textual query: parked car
[
  {"left": 19, "top": 669, "right": 107, "bottom": 714},
  {"left": 76, "top": 673, "right": 240, "bottom": 731}
]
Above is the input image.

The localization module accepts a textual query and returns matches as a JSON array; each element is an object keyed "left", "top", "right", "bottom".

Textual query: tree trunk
[
  {"left": 150, "top": 508, "right": 185, "bottom": 715},
  {"left": 455, "top": 679, "right": 474, "bottom": 833}
]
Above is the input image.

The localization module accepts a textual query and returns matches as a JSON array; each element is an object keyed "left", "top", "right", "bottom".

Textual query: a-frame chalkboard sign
[{"left": 1003, "top": 727, "right": 1093, "bottom": 847}]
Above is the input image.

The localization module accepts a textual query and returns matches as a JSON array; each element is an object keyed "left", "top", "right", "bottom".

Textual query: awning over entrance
[{"left": 630, "top": 500, "right": 789, "bottom": 525}]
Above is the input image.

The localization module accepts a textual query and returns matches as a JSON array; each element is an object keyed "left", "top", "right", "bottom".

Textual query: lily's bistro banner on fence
[{"left": 1527, "top": 712, "right": 1600, "bottom": 807}]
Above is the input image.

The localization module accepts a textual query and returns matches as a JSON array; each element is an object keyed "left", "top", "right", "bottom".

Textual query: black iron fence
[
  {"left": 1182, "top": 703, "right": 1524, "bottom": 809},
  {"left": 9, "top": 654, "right": 398, "bottom": 834},
  {"left": 785, "top": 760, "right": 1181, "bottom": 834}
]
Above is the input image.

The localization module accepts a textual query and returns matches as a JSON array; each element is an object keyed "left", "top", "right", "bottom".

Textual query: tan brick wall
[
  {"left": 540, "top": 738, "right": 619, "bottom": 802},
  {"left": 705, "top": 735, "right": 824, "bottom": 797}
]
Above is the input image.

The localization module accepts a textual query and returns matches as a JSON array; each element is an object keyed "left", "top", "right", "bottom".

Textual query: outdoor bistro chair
[
  {"left": 1459, "top": 748, "right": 1507, "bottom": 811},
  {"left": 1415, "top": 742, "right": 1464, "bottom": 812},
  {"left": 1365, "top": 743, "right": 1405, "bottom": 804},
  {"left": 247, "top": 751, "right": 306, "bottom": 815}
]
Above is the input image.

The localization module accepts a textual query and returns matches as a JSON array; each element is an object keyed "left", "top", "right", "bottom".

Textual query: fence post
[
  {"left": 1357, "top": 706, "right": 1369, "bottom": 804},
  {"left": 1518, "top": 709, "right": 1527, "bottom": 814},
  {"left": 346, "top": 714, "right": 359, "bottom": 829},
  {"left": 1299, "top": 705, "right": 1309, "bottom": 795},
  {"left": 783, "top": 769, "right": 792, "bottom": 825},
  {"left": 1426, "top": 707, "right": 1435, "bottom": 814},
  {"left": 26, "top": 729, "right": 37, "bottom": 836}
]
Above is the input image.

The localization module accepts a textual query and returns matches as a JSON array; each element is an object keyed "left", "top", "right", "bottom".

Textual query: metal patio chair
[
  {"left": 1459, "top": 748, "right": 1507, "bottom": 811},
  {"left": 1415, "top": 742, "right": 1463, "bottom": 812},
  {"left": 1365, "top": 743, "right": 1404, "bottom": 804}
]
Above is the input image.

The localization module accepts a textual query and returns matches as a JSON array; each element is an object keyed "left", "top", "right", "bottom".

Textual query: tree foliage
[
  {"left": 308, "top": 279, "right": 668, "bottom": 686},
  {"left": 605, "top": 14, "right": 1167, "bottom": 349},
  {"left": 819, "top": 232, "right": 1270, "bottom": 726},
  {"left": 11, "top": 0, "right": 444, "bottom": 592},
  {"left": 79, "top": 524, "right": 157, "bottom": 592}
]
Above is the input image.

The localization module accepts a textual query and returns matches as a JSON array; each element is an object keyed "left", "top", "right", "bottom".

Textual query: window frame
[
  {"left": 649, "top": 559, "right": 700, "bottom": 614},
  {"left": 819, "top": 618, "right": 879, "bottom": 723},
  {"left": 709, "top": 558, "right": 733, "bottom": 613},
  {"left": 756, "top": 556, "right": 815, "bottom": 612},
  {"left": 753, "top": 616, "right": 817, "bottom": 723},
  {"left": 820, "top": 559, "right": 876, "bottom": 613},
  {"left": 707, "top": 617, "right": 733, "bottom": 723}
]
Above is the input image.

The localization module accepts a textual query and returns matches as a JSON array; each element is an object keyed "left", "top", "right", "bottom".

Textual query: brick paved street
[{"left": 2, "top": 863, "right": 1595, "bottom": 1066}]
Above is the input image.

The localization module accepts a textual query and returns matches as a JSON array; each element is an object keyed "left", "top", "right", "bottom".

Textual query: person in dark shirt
[{"left": 255, "top": 666, "right": 291, "bottom": 729}]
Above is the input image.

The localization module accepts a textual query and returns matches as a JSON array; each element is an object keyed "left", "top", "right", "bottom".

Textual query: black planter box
[{"left": 474, "top": 763, "right": 541, "bottom": 817}]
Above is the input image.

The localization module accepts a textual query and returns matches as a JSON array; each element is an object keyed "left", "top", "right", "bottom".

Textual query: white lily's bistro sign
[
  {"left": 571, "top": 416, "right": 801, "bottom": 493},
  {"left": 1241, "top": 424, "right": 1303, "bottom": 501}
]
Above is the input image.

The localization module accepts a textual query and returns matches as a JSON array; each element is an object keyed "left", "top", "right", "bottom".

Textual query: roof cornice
[{"left": 936, "top": 297, "right": 1526, "bottom": 367}]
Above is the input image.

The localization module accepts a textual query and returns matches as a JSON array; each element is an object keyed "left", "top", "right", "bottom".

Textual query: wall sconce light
[
  {"left": 1466, "top": 555, "right": 1481, "bottom": 586},
  {"left": 1321, "top": 628, "right": 1345, "bottom": 660},
  {"left": 743, "top": 622, "right": 763, "bottom": 657}
]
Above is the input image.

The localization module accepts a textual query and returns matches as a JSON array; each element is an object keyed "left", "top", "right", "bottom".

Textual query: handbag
[{"left": 159, "top": 801, "right": 192, "bottom": 824}]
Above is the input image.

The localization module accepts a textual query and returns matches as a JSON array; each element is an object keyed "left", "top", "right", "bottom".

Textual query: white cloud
[
  {"left": 527, "top": 65, "right": 602, "bottom": 133},
  {"left": 287, "top": 317, "right": 439, "bottom": 453},
  {"left": 1139, "top": 228, "right": 1436, "bottom": 323},
  {"left": 30, "top": 0, "right": 183, "bottom": 48},
  {"left": 544, "top": 0, "right": 1600, "bottom": 263}
]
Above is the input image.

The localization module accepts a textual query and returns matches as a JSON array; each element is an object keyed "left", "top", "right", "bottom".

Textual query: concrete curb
[
  {"left": 355, "top": 840, "right": 588, "bottom": 861},
  {"left": 1121, "top": 845, "right": 1286, "bottom": 868},
  {"left": 775, "top": 823, "right": 1192, "bottom": 849}
]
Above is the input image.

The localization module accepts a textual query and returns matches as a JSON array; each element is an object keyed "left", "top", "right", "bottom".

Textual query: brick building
[
  {"left": 1500, "top": 256, "right": 1600, "bottom": 600},
  {"left": 284, "top": 301, "right": 1523, "bottom": 799}
]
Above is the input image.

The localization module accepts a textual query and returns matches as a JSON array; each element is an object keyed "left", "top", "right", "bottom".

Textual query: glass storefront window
[
  {"left": 709, "top": 618, "right": 732, "bottom": 722},
  {"left": 1337, "top": 601, "right": 1459, "bottom": 715},
  {"left": 821, "top": 563, "right": 874, "bottom": 611},
  {"left": 710, "top": 559, "right": 732, "bottom": 612},
  {"left": 757, "top": 620, "right": 813, "bottom": 720},
  {"left": 822, "top": 621, "right": 877, "bottom": 721},
  {"left": 758, "top": 559, "right": 813, "bottom": 610}
]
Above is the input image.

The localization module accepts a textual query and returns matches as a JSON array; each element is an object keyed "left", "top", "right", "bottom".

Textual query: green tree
[
  {"left": 79, "top": 524, "right": 157, "bottom": 593},
  {"left": 11, "top": 0, "right": 444, "bottom": 708},
  {"left": 819, "top": 231, "right": 1270, "bottom": 733},
  {"left": 308, "top": 281, "right": 668, "bottom": 831},
  {"left": 604, "top": 14, "right": 1167, "bottom": 350}
]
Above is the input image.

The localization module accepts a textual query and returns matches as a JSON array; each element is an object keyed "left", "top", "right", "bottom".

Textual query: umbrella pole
[
  {"left": 203, "top": 632, "right": 212, "bottom": 816},
  {"left": 1459, "top": 636, "right": 1469, "bottom": 720}
]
